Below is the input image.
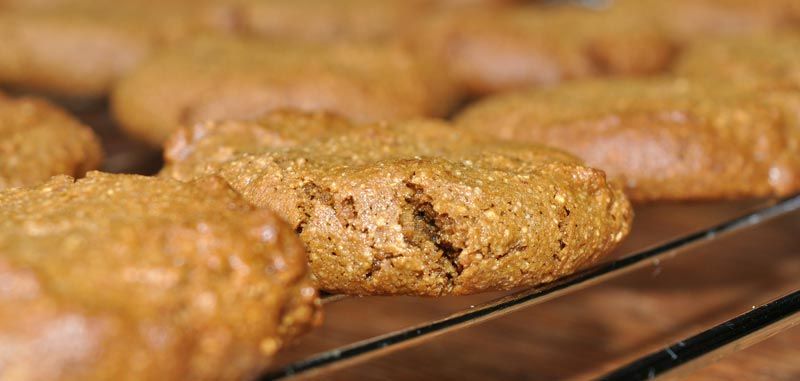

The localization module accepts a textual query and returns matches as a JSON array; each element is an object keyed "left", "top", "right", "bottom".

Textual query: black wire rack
[{"left": 257, "top": 194, "right": 800, "bottom": 380}]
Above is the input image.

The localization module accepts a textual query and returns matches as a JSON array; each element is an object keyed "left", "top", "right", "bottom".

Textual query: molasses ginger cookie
[
  {"left": 0, "top": 172, "right": 320, "bottom": 381},
  {"left": 112, "top": 36, "right": 458, "bottom": 146},
  {"left": 162, "top": 111, "right": 633, "bottom": 296},
  {"left": 0, "top": 94, "right": 101, "bottom": 190},
  {"left": 456, "top": 77, "right": 800, "bottom": 201},
  {"left": 406, "top": 4, "right": 677, "bottom": 95}
]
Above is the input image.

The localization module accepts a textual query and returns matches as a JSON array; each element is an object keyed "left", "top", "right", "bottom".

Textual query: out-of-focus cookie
[
  {"left": 674, "top": 34, "right": 800, "bottom": 89},
  {"left": 112, "top": 36, "right": 459, "bottom": 146},
  {"left": 162, "top": 111, "right": 633, "bottom": 296},
  {"left": 0, "top": 172, "right": 320, "bottom": 381},
  {"left": 406, "top": 4, "right": 678, "bottom": 95},
  {"left": 456, "top": 77, "right": 800, "bottom": 201},
  {"left": 0, "top": 93, "right": 102, "bottom": 189},
  {"left": 0, "top": 0, "right": 234, "bottom": 97}
]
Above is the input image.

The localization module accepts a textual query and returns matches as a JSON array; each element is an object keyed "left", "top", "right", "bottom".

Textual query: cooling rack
[{"left": 261, "top": 194, "right": 800, "bottom": 381}]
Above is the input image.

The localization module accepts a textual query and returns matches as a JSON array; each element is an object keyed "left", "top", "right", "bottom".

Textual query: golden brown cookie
[
  {"left": 0, "top": 0, "right": 234, "bottom": 97},
  {"left": 0, "top": 94, "right": 102, "bottom": 190},
  {"left": 112, "top": 36, "right": 459, "bottom": 146},
  {"left": 0, "top": 172, "right": 320, "bottom": 381},
  {"left": 406, "top": 4, "right": 678, "bottom": 95},
  {"left": 162, "top": 111, "right": 632, "bottom": 296},
  {"left": 456, "top": 77, "right": 800, "bottom": 201},
  {"left": 674, "top": 34, "right": 800, "bottom": 89}
]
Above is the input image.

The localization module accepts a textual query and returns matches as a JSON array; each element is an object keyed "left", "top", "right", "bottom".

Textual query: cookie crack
[{"left": 401, "top": 182, "right": 464, "bottom": 284}]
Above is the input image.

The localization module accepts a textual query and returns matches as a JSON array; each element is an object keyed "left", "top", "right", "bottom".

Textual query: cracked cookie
[
  {"left": 112, "top": 36, "right": 458, "bottom": 146},
  {"left": 0, "top": 93, "right": 102, "bottom": 190},
  {"left": 162, "top": 111, "right": 632, "bottom": 296},
  {"left": 456, "top": 77, "right": 800, "bottom": 201},
  {"left": 405, "top": 4, "right": 677, "bottom": 95},
  {"left": 0, "top": 172, "right": 320, "bottom": 381}
]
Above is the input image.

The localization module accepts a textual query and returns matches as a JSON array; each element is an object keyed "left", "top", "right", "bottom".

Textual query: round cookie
[
  {"left": 0, "top": 172, "right": 320, "bottom": 381},
  {"left": 456, "top": 77, "right": 800, "bottom": 201},
  {"left": 162, "top": 111, "right": 633, "bottom": 296},
  {"left": 112, "top": 36, "right": 459, "bottom": 146},
  {"left": 0, "top": 0, "right": 235, "bottom": 97},
  {"left": 674, "top": 34, "right": 800, "bottom": 89},
  {"left": 405, "top": 4, "right": 678, "bottom": 95},
  {"left": 0, "top": 93, "right": 102, "bottom": 190}
]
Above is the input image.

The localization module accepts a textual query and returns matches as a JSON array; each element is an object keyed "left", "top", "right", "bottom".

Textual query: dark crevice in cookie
[
  {"left": 496, "top": 243, "right": 528, "bottom": 261},
  {"left": 295, "top": 181, "right": 336, "bottom": 235},
  {"left": 401, "top": 182, "right": 464, "bottom": 282},
  {"left": 302, "top": 181, "right": 334, "bottom": 207},
  {"left": 364, "top": 259, "right": 381, "bottom": 280},
  {"left": 338, "top": 196, "right": 358, "bottom": 228},
  {"left": 555, "top": 204, "right": 571, "bottom": 261}
]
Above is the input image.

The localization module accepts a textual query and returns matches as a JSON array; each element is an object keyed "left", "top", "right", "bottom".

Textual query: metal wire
[
  {"left": 600, "top": 289, "right": 800, "bottom": 381},
  {"left": 261, "top": 194, "right": 800, "bottom": 380}
]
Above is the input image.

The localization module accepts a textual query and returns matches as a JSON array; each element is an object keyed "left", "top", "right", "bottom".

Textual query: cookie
[
  {"left": 161, "top": 111, "right": 632, "bottom": 296},
  {"left": 0, "top": 93, "right": 102, "bottom": 190},
  {"left": 674, "top": 34, "right": 800, "bottom": 89},
  {"left": 456, "top": 77, "right": 800, "bottom": 201},
  {"left": 0, "top": 172, "right": 320, "bottom": 381},
  {"left": 0, "top": 0, "right": 234, "bottom": 97},
  {"left": 112, "top": 36, "right": 458, "bottom": 146},
  {"left": 406, "top": 4, "right": 677, "bottom": 95}
]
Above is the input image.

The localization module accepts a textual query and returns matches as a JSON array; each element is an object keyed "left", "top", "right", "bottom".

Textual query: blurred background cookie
[
  {"left": 111, "top": 36, "right": 459, "bottom": 146},
  {"left": 0, "top": 93, "right": 101, "bottom": 189},
  {"left": 0, "top": 172, "right": 320, "bottom": 381},
  {"left": 0, "top": 0, "right": 235, "bottom": 98},
  {"left": 406, "top": 3, "right": 678, "bottom": 96},
  {"left": 456, "top": 77, "right": 800, "bottom": 201},
  {"left": 674, "top": 33, "right": 800, "bottom": 89}
]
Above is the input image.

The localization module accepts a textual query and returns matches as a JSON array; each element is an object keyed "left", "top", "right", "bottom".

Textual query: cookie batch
[{"left": 1, "top": 0, "right": 799, "bottom": 379}]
